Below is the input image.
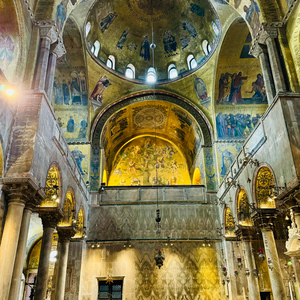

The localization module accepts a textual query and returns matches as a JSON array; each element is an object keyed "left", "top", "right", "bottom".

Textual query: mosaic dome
[{"left": 86, "top": 0, "right": 221, "bottom": 84}]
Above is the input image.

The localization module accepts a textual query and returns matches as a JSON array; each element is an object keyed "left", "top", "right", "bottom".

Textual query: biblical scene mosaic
[{"left": 109, "top": 136, "right": 191, "bottom": 186}]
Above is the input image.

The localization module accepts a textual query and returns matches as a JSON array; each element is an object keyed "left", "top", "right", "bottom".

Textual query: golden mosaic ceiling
[{"left": 86, "top": 0, "right": 221, "bottom": 83}]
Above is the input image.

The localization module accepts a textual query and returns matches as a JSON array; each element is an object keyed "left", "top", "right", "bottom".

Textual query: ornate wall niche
[
  {"left": 236, "top": 188, "right": 252, "bottom": 226},
  {"left": 74, "top": 208, "right": 84, "bottom": 238},
  {"left": 224, "top": 206, "right": 236, "bottom": 237},
  {"left": 59, "top": 190, "right": 75, "bottom": 226}
]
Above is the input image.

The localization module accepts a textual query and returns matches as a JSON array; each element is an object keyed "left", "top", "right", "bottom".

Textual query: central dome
[{"left": 86, "top": 0, "right": 221, "bottom": 83}]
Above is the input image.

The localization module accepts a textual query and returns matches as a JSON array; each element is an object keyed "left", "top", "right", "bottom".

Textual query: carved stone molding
[
  {"left": 38, "top": 207, "right": 64, "bottom": 229},
  {"left": 57, "top": 226, "right": 77, "bottom": 242}
]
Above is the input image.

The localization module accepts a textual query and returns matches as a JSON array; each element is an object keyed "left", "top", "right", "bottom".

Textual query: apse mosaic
[
  {"left": 86, "top": 0, "right": 221, "bottom": 82},
  {"left": 108, "top": 136, "right": 191, "bottom": 186}
]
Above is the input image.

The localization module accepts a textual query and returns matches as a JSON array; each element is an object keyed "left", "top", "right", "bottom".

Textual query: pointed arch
[
  {"left": 224, "top": 206, "right": 236, "bottom": 237},
  {"left": 236, "top": 187, "right": 252, "bottom": 226},
  {"left": 59, "top": 189, "right": 75, "bottom": 226}
]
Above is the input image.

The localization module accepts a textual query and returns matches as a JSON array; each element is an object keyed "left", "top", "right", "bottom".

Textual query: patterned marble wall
[{"left": 80, "top": 242, "right": 224, "bottom": 300}]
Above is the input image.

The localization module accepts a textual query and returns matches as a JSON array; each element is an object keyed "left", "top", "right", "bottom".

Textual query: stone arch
[
  {"left": 59, "top": 188, "right": 75, "bottom": 226},
  {"left": 252, "top": 163, "right": 276, "bottom": 208},
  {"left": 41, "top": 163, "right": 62, "bottom": 207},
  {"left": 236, "top": 186, "right": 252, "bottom": 226},
  {"left": 91, "top": 91, "right": 213, "bottom": 146},
  {"left": 224, "top": 206, "right": 236, "bottom": 237}
]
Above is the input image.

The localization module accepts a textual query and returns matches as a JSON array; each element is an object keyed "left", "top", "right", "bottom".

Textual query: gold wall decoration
[
  {"left": 41, "top": 166, "right": 60, "bottom": 207},
  {"left": 74, "top": 209, "right": 84, "bottom": 238},
  {"left": 59, "top": 190, "right": 74, "bottom": 226},
  {"left": 255, "top": 166, "right": 275, "bottom": 208},
  {"left": 224, "top": 206, "right": 236, "bottom": 237},
  {"left": 237, "top": 189, "right": 252, "bottom": 226},
  {"left": 108, "top": 136, "right": 191, "bottom": 186}
]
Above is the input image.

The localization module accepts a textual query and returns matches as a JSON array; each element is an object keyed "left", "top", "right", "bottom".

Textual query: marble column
[
  {"left": 0, "top": 190, "right": 27, "bottom": 300},
  {"left": 261, "top": 225, "right": 287, "bottom": 300},
  {"left": 265, "top": 32, "right": 286, "bottom": 93},
  {"left": 55, "top": 227, "right": 76, "bottom": 300},
  {"left": 258, "top": 49, "right": 275, "bottom": 105},
  {"left": 45, "top": 41, "right": 66, "bottom": 101},
  {"left": 242, "top": 239, "right": 260, "bottom": 300},
  {"left": 32, "top": 25, "right": 57, "bottom": 91},
  {"left": 8, "top": 205, "right": 33, "bottom": 300},
  {"left": 35, "top": 209, "right": 62, "bottom": 300}
]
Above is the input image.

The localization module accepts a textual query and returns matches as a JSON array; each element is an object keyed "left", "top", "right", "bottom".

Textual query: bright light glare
[
  {"left": 5, "top": 89, "right": 14, "bottom": 96},
  {"left": 146, "top": 74, "right": 156, "bottom": 83},
  {"left": 49, "top": 250, "right": 58, "bottom": 262}
]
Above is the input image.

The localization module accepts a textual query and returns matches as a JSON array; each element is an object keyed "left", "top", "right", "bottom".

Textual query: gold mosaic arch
[
  {"left": 74, "top": 208, "right": 84, "bottom": 238},
  {"left": 41, "top": 166, "right": 61, "bottom": 207},
  {"left": 224, "top": 206, "right": 236, "bottom": 237},
  {"left": 59, "top": 190, "right": 75, "bottom": 226},
  {"left": 254, "top": 166, "right": 276, "bottom": 208},
  {"left": 236, "top": 188, "right": 252, "bottom": 226}
]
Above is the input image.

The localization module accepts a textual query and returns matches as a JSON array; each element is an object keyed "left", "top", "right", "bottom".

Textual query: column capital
[
  {"left": 2, "top": 182, "right": 42, "bottom": 207},
  {"left": 34, "top": 21, "right": 58, "bottom": 44},
  {"left": 57, "top": 226, "right": 77, "bottom": 242},
  {"left": 38, "top": 207, "right": 64, "bottom": 229},
  {"left": 51, "top": 40, "right": 66, "bottom": 58}
]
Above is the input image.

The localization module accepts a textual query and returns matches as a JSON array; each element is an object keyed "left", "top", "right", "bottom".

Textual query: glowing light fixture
[{"left": 5, "top": 88, "right": 14, "bottom": 96}]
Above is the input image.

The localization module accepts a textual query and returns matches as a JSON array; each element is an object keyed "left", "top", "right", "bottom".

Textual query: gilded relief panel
[{"left": 109, "top": 136, "right": 191, "bottom": 186}]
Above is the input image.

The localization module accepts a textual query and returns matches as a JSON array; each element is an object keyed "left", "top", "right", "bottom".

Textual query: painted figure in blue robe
[
  {"left": 71, "top": 147, "right": 85, "bottom": 175},
  {"left": 244, "top": 0, "right": 260, "bottom": 35},
  {"left": 62, "top": 79, "right": 70, "bottom": 105},
  {"left": 190, "top": 3, "right": 205, "bottom": 16},
  {"left": 78, "top": 120, "right": 88, "bottom": 138},
  {"left": 116, "top": 30, "right": 129, "bottom": 49},
  {"left": 56, "top": 0, "right": 68, "bottom": 32},
  {"left": 140, "top": 36, "right": 150, "bottom": 61},
  {"left": 71, "top": 77, "right": 81, "bottom": 105},
  {"left": 220, "top": 149, "right": 233, "bottom": 177},
  {"left": 53, "top": 78, "right": 63, "bottom": 105},
  {"left": 67, "top": 116, "right": 75, "bottom": 132},
  {"left": 163, "top": 31, "right": 177, "bottom": 54}
]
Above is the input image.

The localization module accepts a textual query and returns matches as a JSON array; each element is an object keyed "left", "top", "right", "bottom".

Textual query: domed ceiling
[{"left": 86, "top": 0, "right": 221, "bottom": 83}]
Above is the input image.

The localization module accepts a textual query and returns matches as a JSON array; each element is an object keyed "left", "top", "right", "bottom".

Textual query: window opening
[
  {"left": 168, "top": 64, "right": 178, "bottom": 79},
  {"left": 98, "top": 280, "right": 123, "bottom": 300}
]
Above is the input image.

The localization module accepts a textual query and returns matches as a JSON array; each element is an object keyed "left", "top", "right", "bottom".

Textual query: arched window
[
  {"left": 146, "top": 67, "right": 156, "bottom": 83},
  {"left": 168, "top": 64, "right": 178, "bottom": 79},
  {"left": 41, "top": 166, "right": 61, "bottom": 207},
  {"left": 107, "top": 55, "right": 115, "bottom": 69},
  {"left": 125, "top": 64, "right": 135, "bottom": 79},
  {"left": 255, "top": 166, "right": 276, "bottom": 208},
  {"left": 187, "top": 54, "right": 197, "bottom": 70},
  {"left": 92, "top": 41, "right": 100, "bottom": 57},
  {"left": 59, "top": 190, "right": 74, "bottom": 226},
  {"left": 224, "top": 207, "right": 236, "bottom": 237},
  {"left": 202, "top": 40, "right": 211, "bottom": 56},
  {"left": 85, "top": 22, "right": 91, "bottom": 37},
  {"left": 237, "top": 188, "right": 252, "bottom": 226}
]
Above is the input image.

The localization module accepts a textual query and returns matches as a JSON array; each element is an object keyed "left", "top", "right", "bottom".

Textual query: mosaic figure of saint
[
  {"left": 140, "top": 36, "right": 150, "bottom": 61},
  {"left": 116, "top": 30, "right": 129, "bottom": 49},
  {"left": 244, "top": 0, "right": 260, "bottom": 36},
  {"left": 0, "top": 28, "right": 14, "bottom": 73},
  {"left": 53, "top": 78, "right": 63, "bottom": 105},
  {"left": 62, "top": 79, "right": 70, "bottom": 105},
  {"left": 100, "top": 12, "right": 118, "bottom": 33},
  {"left": 56, "top": 0, "right": 68, "bottom": 32},
  {"left": 71, "top": 77, "right": 81, "bottom": 105},
  {"left": 89, "top": 75, "right": 111, "bottom": 105},
  {"left": 163, "top": 30, "right": 177, "bottom": 54},
  {"left": 71, "top": 147, "right": 85, "bottom": 175},
  {"left": 228, "top": 72, "right": 248, "bottom": 104},
  {"left": 67, "top": 116, "right": 75, "bottom": 132},
  {"left": 220, "top": 149, "right": 233, "bottom": 177},
  {"left": 194, "top": 75, "right": 211, "bottom": 107},
  {"left": 78, "top": 120, "right": 88, "bottom": 139},
  {"left": 182, "top": 21, "right": 197, "bottom": 38}
]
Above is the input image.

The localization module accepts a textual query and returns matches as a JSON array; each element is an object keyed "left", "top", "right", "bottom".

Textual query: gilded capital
[
  {"left": 57, "top": 226, "right": 77, "bottom": 242},
  {"left": 35, "top": 21, "right": 58, "bottom": 44},
  {"left": 51, "top": 41, "right": 66, "bottom": 58},
  {"left": 38, "top": 207, "right": 64, "bottom": 229}
]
